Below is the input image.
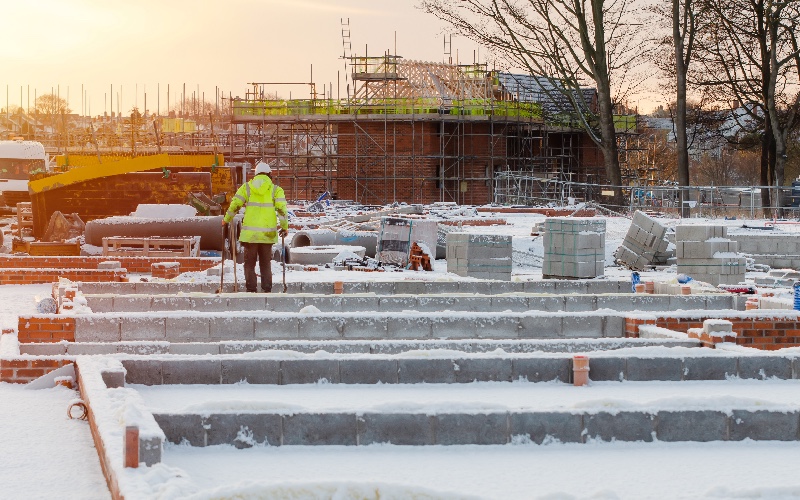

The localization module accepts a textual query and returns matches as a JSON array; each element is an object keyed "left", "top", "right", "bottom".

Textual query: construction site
[{"left": 3, "top": 49, "right": 800, "bottom": 500}]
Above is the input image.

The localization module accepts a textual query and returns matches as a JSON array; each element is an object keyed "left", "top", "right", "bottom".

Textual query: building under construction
[{"left": 230, "top": 55, "right": 627, "bottom": 206}]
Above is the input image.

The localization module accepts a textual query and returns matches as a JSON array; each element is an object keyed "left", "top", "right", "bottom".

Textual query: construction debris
[{"left": 43, "top": 211, "right": 85, "bottom": 242}]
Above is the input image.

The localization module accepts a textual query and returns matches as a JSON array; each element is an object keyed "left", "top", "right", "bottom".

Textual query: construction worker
[{"left": 223, "top": 161, "right": 289, "bottom": 293}]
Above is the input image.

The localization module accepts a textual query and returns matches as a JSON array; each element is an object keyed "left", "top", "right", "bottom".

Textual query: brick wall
[
  {"left": 0, "top": 256, "right": 218, "bottom": 273},
  {"left": 18, "top": 316, "right": 76, "bottom": 343},
  {"left": 0, "top": 269, "right": 126, "bottom": 285},
  {"left": 0, "top": 358, "right": 74, "bottom": 384},
  {"left": 626, "top": 313, "right": 800, "bottom": 350}
]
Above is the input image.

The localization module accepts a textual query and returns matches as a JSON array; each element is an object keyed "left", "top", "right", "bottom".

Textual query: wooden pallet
[
  {"left": 11, "top": 239, "right": 81, "bottom": 256},
  {"left": 102, "top": 236, "right": 200, "bottom": 257}
]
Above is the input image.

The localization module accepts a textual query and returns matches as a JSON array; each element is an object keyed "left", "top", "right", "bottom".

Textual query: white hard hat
[{"left": 255, "top": 161, "right": 272, "bottom": 175}]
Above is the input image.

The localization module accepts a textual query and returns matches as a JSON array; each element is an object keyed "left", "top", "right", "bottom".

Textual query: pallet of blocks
[
  {"left": 675, "top": 225, "right": 746, "bottom": 286},
  {"left": 446, "top": 233, "right": 512, "bottom": 281},
  {"left": 542, "top": 217, "right": 605, "bottom": 279},
  {"left": 614, "top": 210, "right": 672, "bottom": 270}
]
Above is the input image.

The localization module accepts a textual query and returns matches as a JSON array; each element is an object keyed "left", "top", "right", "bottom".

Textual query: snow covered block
[
  {"left": 510, "top": 412, "right": 584, "bottom": 444},
  {"left": 113, "top": 295, "right": 153, "bottom": 313},
  {"left": 511, "top": 358, "right": 571, "bottom": 383},
  {"left": 730, "top": 410, "right": 800, "bottom": 441},
  {"left": 149, "top": 295, "right": 193, "bottom": 311},
  {"left": 703, "top": 319, "right": 733, "bottom": 335},
  {"left": 586, "top": 357, "right": 625, "bottom": 381},
  {"left": 562, "top": 315, "right": 603, "bottom": 338},
  {"left": 625, "top": 357, "right": 682, "bottom": 381},
  {"left": 120, "top": 359, "right": 163, "bottom": 385},
  {"left": 587, "top": 281, "right": 624, "bottom": 294},
  {"left": 341, "top": 317, "right": 388, "bottom": 339},
  {"left": 527, "top": 295, "right": 566, "bottom": 312},
  {"left": 165, "top": 316, "right": 211, "bottom": 342},
  {"left": 604, "top": 315, "right": 625, "bottom": 337},
  {"left": 737, "top": 356, "right": 793, "bottom": 380},
  {"left": 584, "top": 411, "right": 656, "bottom": 442},
  {"left": 339, "top": 359, "right": 399, "bottom": 384},
  {"left": 563, "top": 295, "right": 595, "bottom": 312},
  {"left": 397, "top": 358, "right": 456, "bottom": 383},
  {"left": 204, "top": 413, "right": 282, "bottom": 448},
  {"left": 227, "top": 295, "right": 269, "bottom": 312},
  {"left": 454, "top": 358, "right": 513, "bottom": 382},
  {"left": 209, "top": 316, "right": 255, "bottom": 341},
  {"left": 518, "top": 314, "right": 563, "bottom": 337},
  {"left": 153, "top": 414, "right": 205, "bottom": 446},
  {"left": 435, "top": 413, "right": 509, "bottom": 445},
  {"left": 358, "top": 413, "right": 435, "bottom": 445},
  {"left": 683, "top": 357, "right": 738, "bottom": 380},
  {"left": 491, "top": 296, "right": 530, "bottom": 312},
  {"left": 297, "top": 316, "right": 343, "bottom": 340},
  {"left": 282, "top": 359, "right": 340, "bottom": 384},
  {"left": 377, "top": 295, "right": 417, "bottom": 312},
  {"left": 656, "top": 410, "right": 728, "bottom": 442},
  {"left": 254, "top": 316, "right": 299, "bottom": 340},
  {"left": 74, "top": 316, "right": 121, "bottom": 342},
  {"left": 265, "top": 295, "right": 306, "bottom": 311},
  {"left": 305, "top": 296, "right": 344, "bottom": 313},
  {"left": 676, "top": 225, "right": 726, "bottom": 242},
  {"left": 100, "top": 369, "right": 125, "bottom": 388},
  {"left": 98, "top": 260, "right": 121, "bottom": 270},
  {"left": 162, "top": 359, "right": 221, "bottom": 385},
  {"left": 220, "top": 359, "right": 280, "bottom": 384}
]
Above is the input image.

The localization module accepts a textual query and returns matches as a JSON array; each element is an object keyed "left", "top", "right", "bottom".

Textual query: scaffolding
[{"left": 228, "top": 55, "right": 635, "bottom": 205}]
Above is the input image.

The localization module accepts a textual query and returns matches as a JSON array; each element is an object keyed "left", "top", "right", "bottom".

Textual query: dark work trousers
[{"left": 242, "top": 242, "right": 273, "bottom": 293}]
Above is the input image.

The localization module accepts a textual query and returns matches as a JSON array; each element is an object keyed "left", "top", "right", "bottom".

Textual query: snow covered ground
[{"left": 4, "top": 211, "right": 800, "bottom": 499}]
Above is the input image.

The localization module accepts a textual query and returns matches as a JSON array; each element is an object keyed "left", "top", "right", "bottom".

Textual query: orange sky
[{"left": 1, "top": 0, "right": 657, "bottom": 116}]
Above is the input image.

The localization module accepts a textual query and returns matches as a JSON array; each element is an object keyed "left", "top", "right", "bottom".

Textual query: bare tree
[{"left": 421, "top": 0, "right": 648, "bottom": 207}]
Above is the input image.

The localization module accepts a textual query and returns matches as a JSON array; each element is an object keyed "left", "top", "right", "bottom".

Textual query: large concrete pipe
[
  {"left": 84, "top": 215, "right": 225, "bottom": 250},
  {"left": 291, "top": 229, "right": 377, "bottom": 258}
]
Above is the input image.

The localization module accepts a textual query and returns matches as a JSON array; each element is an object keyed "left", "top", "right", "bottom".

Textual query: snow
[{"left": 133, "top": 379, "right": 800, "bottom": 416}]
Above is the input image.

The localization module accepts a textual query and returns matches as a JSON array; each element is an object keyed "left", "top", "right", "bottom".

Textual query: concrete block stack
[
  {"left": 446, "top": 233, "right": 512, "bottom": 281},
  {"left": 614, "top": 211, "right": 672, "bottom": 270},
  {"left": 728, "top": 233, "right": 800, "bottom": 269},
  {"left": 542, "top": 217, "right": 606, "bottom": 279},
  {"left": 676, "top": 225, "right": 746, "bottom": 286}
]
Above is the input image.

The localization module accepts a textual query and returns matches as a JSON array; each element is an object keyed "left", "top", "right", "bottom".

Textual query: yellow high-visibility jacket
[{"left": 223, "top": 175, "right": 288, "bottom": 244}]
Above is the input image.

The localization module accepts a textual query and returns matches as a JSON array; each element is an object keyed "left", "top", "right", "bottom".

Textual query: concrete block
[
  {"left": 435, "top": 413, "right": 509, "bottom": 445},
  {"left": 297, "top": 316, "right": 343, "bottom": 340},
  {"left": 86, "top": 296, "right": 113, "bottom": 313},
  {"left": 563, "top": 295, "right": 595, "bottom": 312},
  {"left": 162, "top": 359, "right": 221, "bottom": 385},
  {"left": 586, "top": 281, "right": 623, "bottom": 294},
  {"left": 596, "top": 295, "right": 640, "bottom": 312},
  {"left": 120, "top": 317, "right": 166, "bottom": 341},
  {"left": 526, "top": 296, "right": 565, "bottom": 312},
  {"left": 305, "top": 296, "right": 344, "bottom": 313},
  {"left": 210, "top": 316, "right": 255, "bottom": 341},
  {"left": 386, "top": 316, "right": 432, "bottom": 338},
  {"left": 101, "top": 370, "right": 125, "bottom": 388},
  {"left": 456, "top": 282, "right": 493, "bottom": 294},
  {"left": 737, "top": 356, "right": 793, "bottom": 380},
  {"left": 414, "top": 296, "right": 454, "bottom": 312},
  {"left": 265, "top": 295, "right": 306, "bottom": 312},
  {"left": 153, "top": 414, "right": 205, "bottom": 446},
  {"left": 490, "top": 296, "right": 529, "bottom": 312},
  {"left": 489, "top": 281, "right": 522, "bottom": 294},
  {"left": 221, "top": 360, "right": 281, "bottom": 384},
  {"left": 342, "top": 282, "right": 369, "bottom": 294},
  {"left": 588, "top": 357, "right": 626, "bottom": 382},
  {"left": 509, "top": 412, "right": 583, "bottom": 444},
  {"left": 282, "top": 413, "right": 357, "bottom": 445},
  {"left": 165, "top": 316, "right": 211, "bottom": 342},
  {"left": 20, "top": 343, "right": 68, "bottom": 355},
  {"left": 114, "top": 295, "right": 153, "bottom": 312},
  {"left": 553, "top": 281, "right": 589, "bottom": 294},
  {"left": 168, "top": 343, "right": 221, "bottom": 355},
  {"left": 377, "top": 296, "right": 417, "bottom": 312},
  {"left": 225, "top": 296, "right": 268, "bottom": 311},
  {"left": 430, "top": 317, "right": 486, "bottom": 339},
  {"left": 358, "top": 413, "right": 435, "bottom": 445},
  {"left": 512, "top": 358, "right": 570, "bottom": 382},
  {"left": 343, "top": 295, "right": 380, "bottom": 311},
  {"left": 74, "top": 317, "right": 121, "bottom": 342},
  {"left": 117, "top": 343, "right": 167, "bottom": 355},
  {"left": 281, "top": 359, "right": 340, "bottom": 384},
  {"left": 205, "top": 413, "right": 282, "bottom": 447},
  {"left": 398, "top": 358, "right": 456, "bottom": 383},
  {"left": 122, "top": 359, "right": 163, "bottom": 386},
  {"left": 394, "top": 282, "right": 432, "bottom": 295},
  {"left": 668, "top": 295, "right": 707, "bottom": 311},
  {"left": 366, "top": 282, "right": 395, "bottom": 295},
  {"left": 626, "top": 357, "right": 682, "bottom": 381},
  {"left": 472, "top": 316, "right": 520, "bottom": 339},
  {"left": 341, "top": 317, "right": 388, "bottom": 339},
  {"left": 189, "top": 296, "right": 229, "bottom": 312},
  {"left": 254, "top": 317, "right": 299, "bottom": 340},
  {"left": 139, "top": 437, "right": 162, "bottom": 466},
  {"left": 729, "top": 410, "right": 800, "bottom": 441},
  {"left": 603, "top": 315, "right": 625, "bottom": 338},
  {"left": 453, "top": 358, "right": 512, "bottom": 382},
  {"left": 683, "top": 357, "right": 738, "bottom": 380},
  {"left": 562, "top": 315, "right": 603, "bottom": 338},
  {"left": 150, "top": 296, "right": 192, "bottom": 311},
  {"left": 518, "top": 315, "right": 562, "bottom": 338},
  {"left": 584, "top": 411, "right": 655, "bottom": 442},
  {"left": 656, "top": 410, "right": 728, "bottom": 442},
  {"left": 522, "top": 281, "right": 555, "bottom": 293},
  {"left": 339, "top": 359, "right": 398, "bottom": 384}
]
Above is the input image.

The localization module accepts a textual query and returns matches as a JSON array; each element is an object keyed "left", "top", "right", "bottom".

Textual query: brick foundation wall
[
  {"left": 18, "top": 316, "right": 76, "bottom": 343},
  {"left": 0, "top": 358, "right": 74, "bottom": 384},
  {"left": 0, "top": 269, "right": 127, "bottom": 285},
  {"left": 626, "top": 313, "right": 800, "bottom": 350},
  {"left": 0, "top": 256, "right": 217, "bottom": 273}
]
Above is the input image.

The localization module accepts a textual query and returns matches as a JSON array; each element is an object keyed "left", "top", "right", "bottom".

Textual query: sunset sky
[{"left": 1, "top": 0, "right": 656, "bottom": 116}]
